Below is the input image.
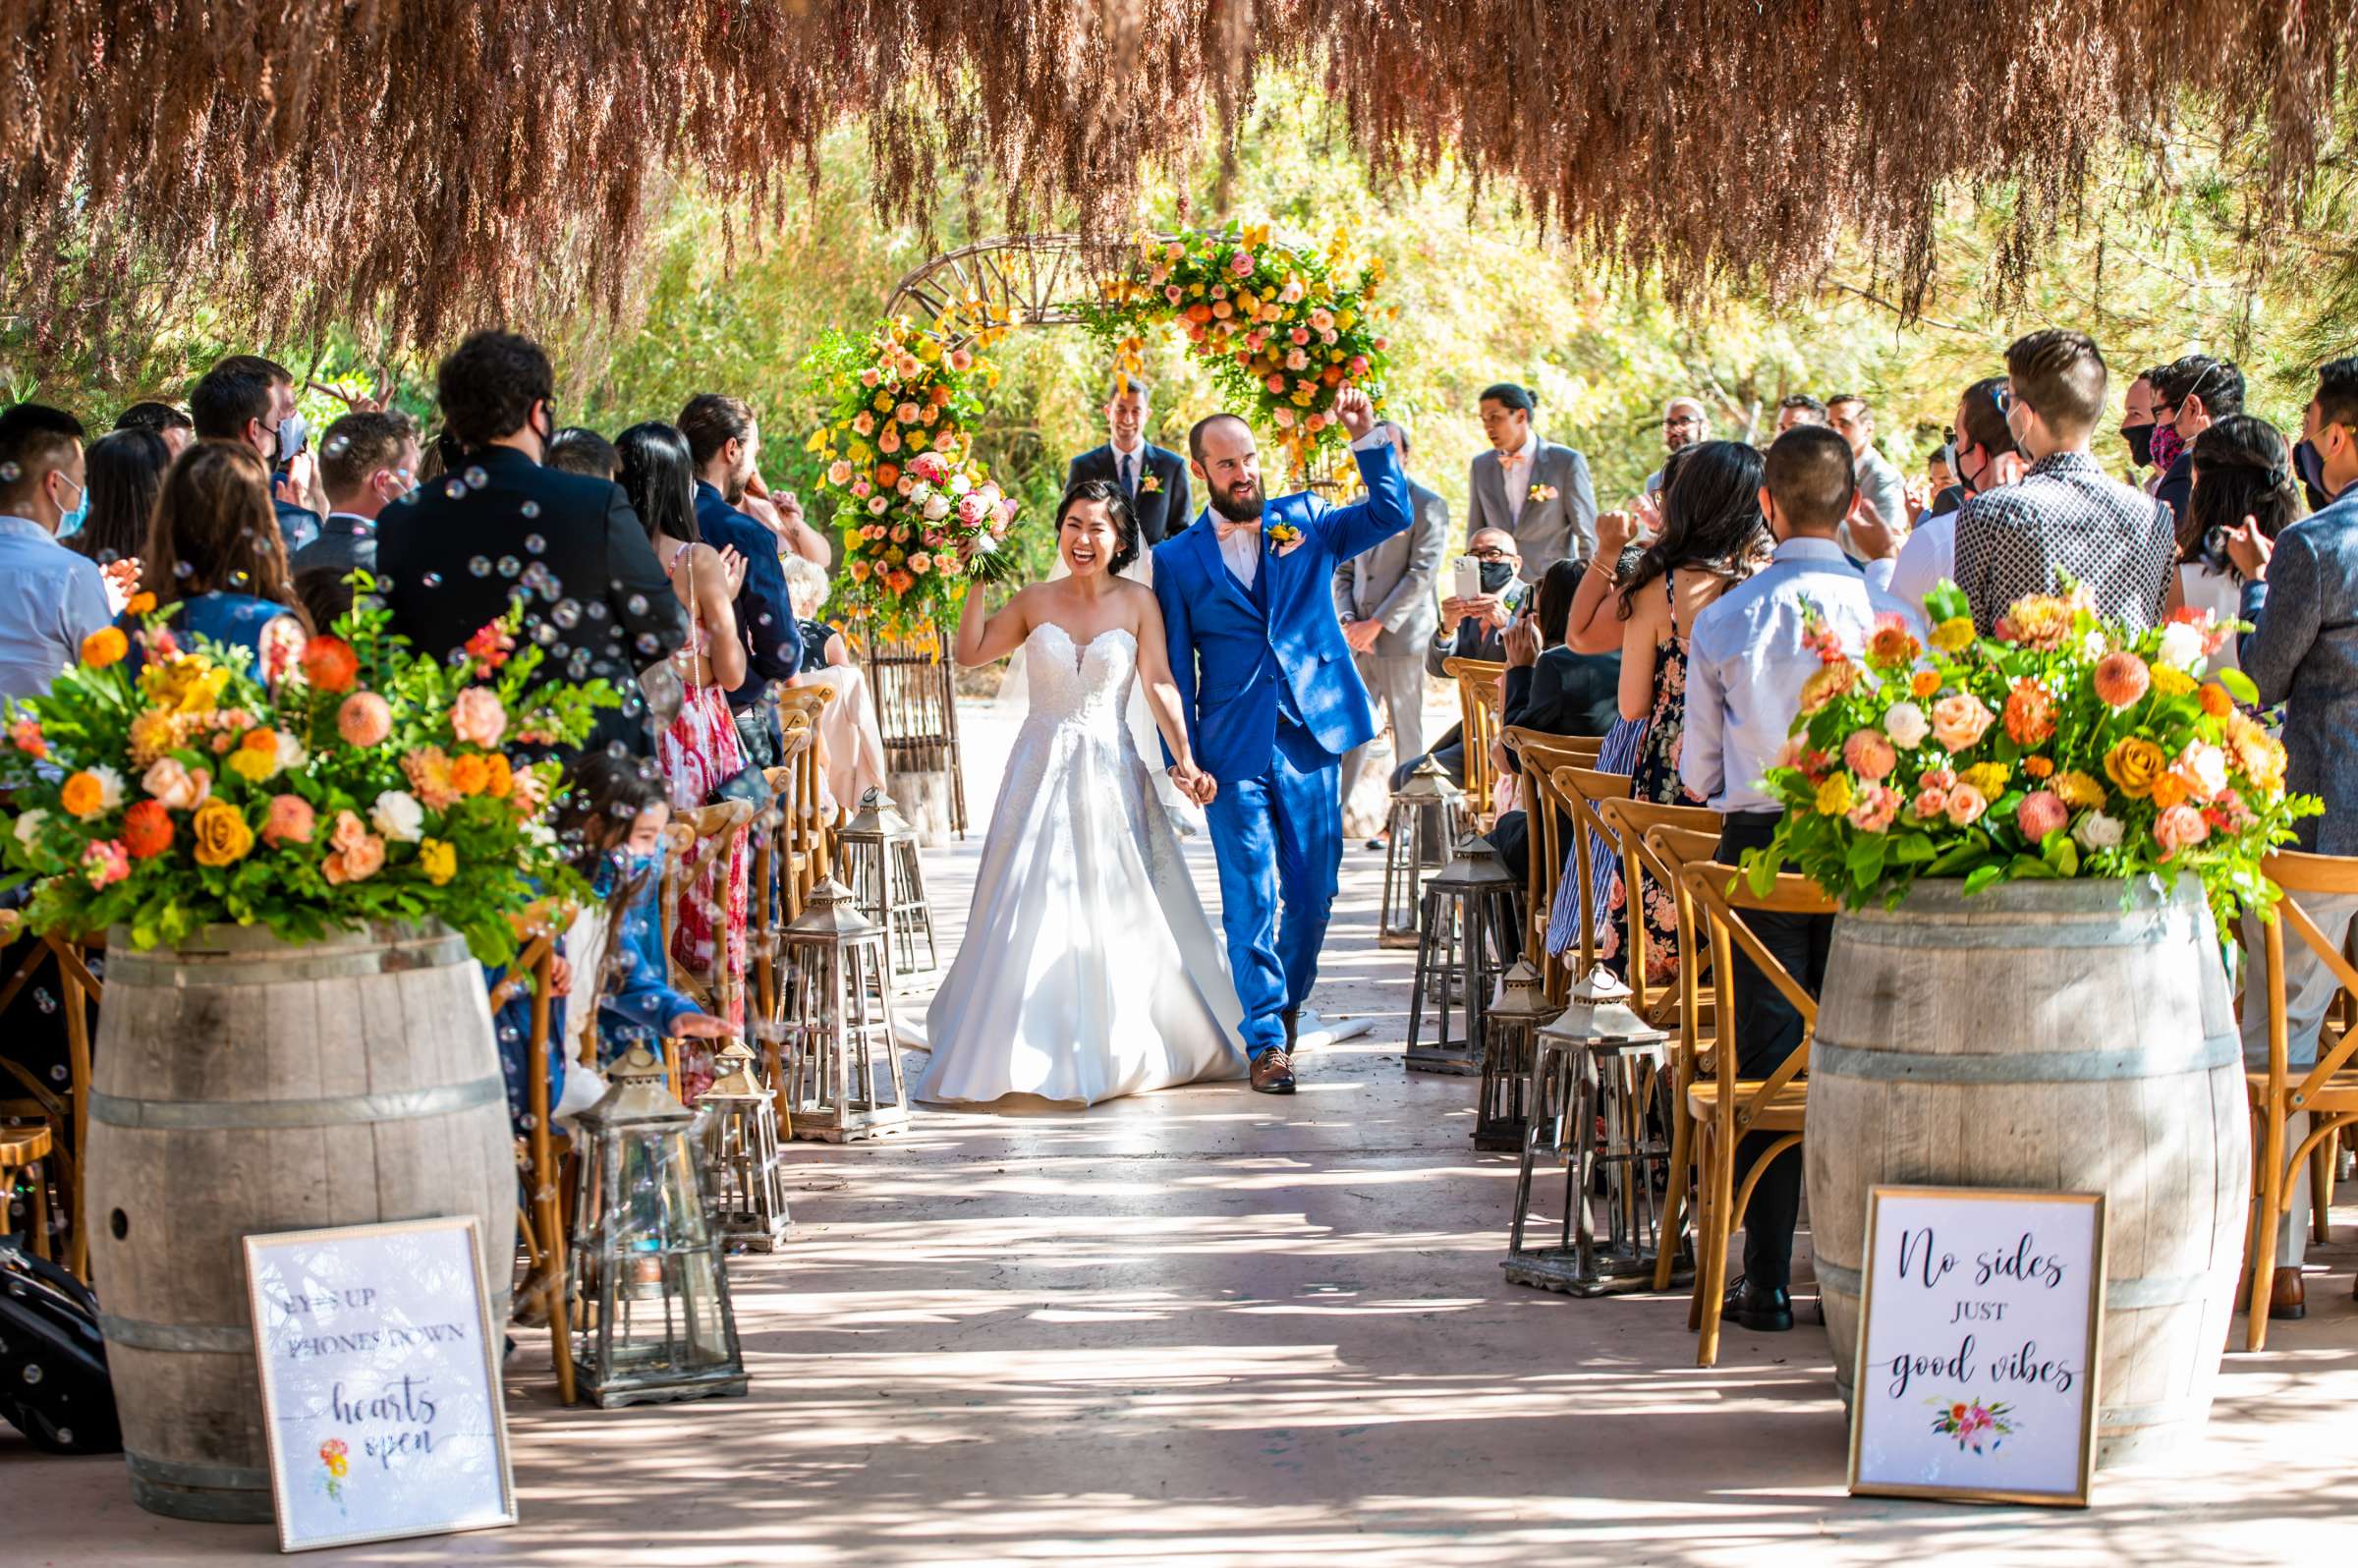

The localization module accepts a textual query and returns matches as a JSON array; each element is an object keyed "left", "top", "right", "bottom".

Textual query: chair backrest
[
  {"left": 1501, "top": 731, "right": 1606, "bottom": 992},
  {"left": 2257, "top": 850, "right": 2358, "bottom": 1104},
  {"left": 1643, "top": 823, "right": 1728, "bottom": 1065},
  {"left": 1443, "top": 655, "right": 1508, "bottom": 822},
  {"left": 1549, "top": 763, "right": 1636, "bottom": 980},
  {"left": 1593, "top": 796, "right": 1723, "bottom": 1025},
  {"left": 1500, "top": 727, "right": 1604, "bottom": 777},
  {"left": 1679, "top": 859, "right": 1836, "bottom": 1128}
]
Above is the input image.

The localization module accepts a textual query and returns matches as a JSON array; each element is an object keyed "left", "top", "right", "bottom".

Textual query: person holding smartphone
[{"left": 1385, "top": 528, "right": 1524, "bottom": 793}]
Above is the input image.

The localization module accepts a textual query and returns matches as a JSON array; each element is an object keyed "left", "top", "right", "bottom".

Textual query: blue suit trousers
[{"left": 1205, "top": 721, "right": 1342, "bottom": 1058}]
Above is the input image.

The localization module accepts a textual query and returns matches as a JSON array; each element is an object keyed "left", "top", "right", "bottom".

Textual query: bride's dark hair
[{"left": 1056, "top": 478, "right": 1142, "bottom": 576}]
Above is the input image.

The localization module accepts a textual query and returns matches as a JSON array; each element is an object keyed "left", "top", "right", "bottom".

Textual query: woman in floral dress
[
  {"left": 616, "top": 422, "right": 751, "bottom": 1085},
  {"left": 1595, "top": 441, "right": 1770, "bottom": 985}
]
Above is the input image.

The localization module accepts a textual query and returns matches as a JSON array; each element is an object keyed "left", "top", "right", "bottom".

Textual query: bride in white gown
[{"left": 919, "top": 480, "right": 1248, "bottom": 1107}]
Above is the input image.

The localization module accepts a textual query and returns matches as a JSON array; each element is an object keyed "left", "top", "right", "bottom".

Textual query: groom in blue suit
[{"left": 1154, "top": 389, "right": 1414, "bottom": 1092}]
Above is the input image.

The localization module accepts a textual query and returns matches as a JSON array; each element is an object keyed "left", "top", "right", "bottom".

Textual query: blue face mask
[{"left": 55, "top": 474, "right": 88, "bottom": 538}]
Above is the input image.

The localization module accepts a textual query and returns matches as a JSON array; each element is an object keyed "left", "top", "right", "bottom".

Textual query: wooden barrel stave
[
  {"left": 85, "top": 924, "right": 512, "bottom": 1523},
  {"left": 1808, "top": 878, "right": 2248, "bottom": 1468}
]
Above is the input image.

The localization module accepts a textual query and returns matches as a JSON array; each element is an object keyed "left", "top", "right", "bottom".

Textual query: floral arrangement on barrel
[
  {"left": 803, "top": 307, "right": 1024, "bottom": 644},
  {"left": 0, "top": 581, "right": 619, "bottom": 965},
  {"left": 1080, "top": 221, "right": 1395, "bottom": 477},
  {"left": 1744, "top": 579, "right": 2319, "bottom": 923}
]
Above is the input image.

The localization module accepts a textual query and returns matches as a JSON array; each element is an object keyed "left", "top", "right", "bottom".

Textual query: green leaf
[
  {"left": 1962, "top": 863, "right": 2007, "bottom": 896},
  {"left": 1892, "top": 832, "right": 1937, "bottom": 865},
  {"left": 2217, "top": 665, "right": 2259, "bottom": 704}
]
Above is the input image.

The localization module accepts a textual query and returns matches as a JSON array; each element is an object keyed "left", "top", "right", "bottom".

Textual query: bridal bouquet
[
  {"left": 1743, "top": 579, "right": 2317, "bottom": 922},
  {"left": 0, "top": 585, "right": 619, "bottom": 964}
]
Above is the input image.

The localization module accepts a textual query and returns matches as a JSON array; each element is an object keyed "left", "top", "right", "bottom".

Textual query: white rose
[
  {"left": 2073, "top": 811, "right": 2123, "bottom": 851},
  {"left": 370, "top": 789, "right": 424, "bottom": 844},
  {"left": 2080, "top": 630, "right": 2108, "bottom": 660},
  {"left": 923, "top": 493, "right": 951, "bottom": 522},
  {"left": 13, "top": 808, "right": 47, "bottom": 850},
  {"left": 948, "top": 473, "right": 972, "bottom": 496},
  {"left": 90, "top": 763, "right": 125, "bottom": 811},
  {"left": 2157, "top": 620, "right": 2206, "bottom": 671},
  {"left": 274, "top": 731, "right": 309, "bottom": 773},
  {"left": 1882, "top": 701, "right": 1930, "bottom": 750}
]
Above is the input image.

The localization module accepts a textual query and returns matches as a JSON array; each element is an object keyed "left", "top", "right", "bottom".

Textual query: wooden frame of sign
[
  {"left": 243, "top": 1216, "right": 518, "bottom": 1552},
  {"left": 1845, "top": 1186, "right": 2104, "bottom": 1509}
]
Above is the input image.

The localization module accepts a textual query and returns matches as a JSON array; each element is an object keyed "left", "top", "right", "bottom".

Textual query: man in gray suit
[
  {"left": 1828, "top": 393, "right": 1910, "bottom": 560},
  {"left": 2229, "top": 353, "right": 2358, "bottom": 1318},
  {"left": 1334, "top": 420, "right": 1449, "bottom": 819},
  {"left": 1465, "top": 382, "right": 1597, "bottom": 582}
]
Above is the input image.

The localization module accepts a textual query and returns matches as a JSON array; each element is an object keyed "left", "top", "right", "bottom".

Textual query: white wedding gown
[{"left": 918, "top": 622, "right": 1248, "bottom": 1106}]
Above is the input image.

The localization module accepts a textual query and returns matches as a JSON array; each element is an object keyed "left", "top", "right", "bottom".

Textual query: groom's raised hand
[{"left": 1333, "top": 387, "right": 1376, "bottom": 441}]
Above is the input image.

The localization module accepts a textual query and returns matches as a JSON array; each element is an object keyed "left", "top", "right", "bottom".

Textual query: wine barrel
[
  {"left": 84, "top": 923, "right": 513, "bottom": 1523},
  {"left": 1807, "top": 877, "right": 2246, "bottom": 1467}
]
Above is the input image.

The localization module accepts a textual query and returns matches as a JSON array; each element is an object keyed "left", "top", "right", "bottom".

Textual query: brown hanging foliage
[{"left": 1, "top": 0, "right": 2351, "bottom": 369}]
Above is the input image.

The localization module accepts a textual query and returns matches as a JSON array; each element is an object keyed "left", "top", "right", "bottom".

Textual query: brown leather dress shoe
[
  {"left": 2271, "top": 1265, "right": 2307, "bottom": 1321},
  {"left": 1250, "top": 1049, "right": 1297, "bottom": 1094}
]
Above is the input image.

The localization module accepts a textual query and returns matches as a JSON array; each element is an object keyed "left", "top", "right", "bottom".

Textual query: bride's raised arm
[
  {"left": 1130, "top": 586, "right": 1213, "bottom": 803},
  {"left": 952, "top": 579, "right": 1037, "bottom": 668}
]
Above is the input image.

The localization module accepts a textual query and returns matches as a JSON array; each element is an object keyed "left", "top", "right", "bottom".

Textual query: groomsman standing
[
  {"left": 1465, "top": 382, "right": 1597, "bottom": 580},
  {"left": 1067, "top": 376, "right": 1191, "bottom": 547},
  {"left": 1333, "top": 419, "right": 1449, "bottom": 827}
]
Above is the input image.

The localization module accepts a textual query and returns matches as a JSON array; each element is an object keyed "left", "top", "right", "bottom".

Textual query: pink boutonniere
[
  {"left": 1266, "top": 522, "right": 1306, "bottom": 557},
  {"left": 1141, "top": 474, "right": 1162, "bottom": 493},
  {"left": 1528, "top": 483, "right": 1560, "bottom": 504}
]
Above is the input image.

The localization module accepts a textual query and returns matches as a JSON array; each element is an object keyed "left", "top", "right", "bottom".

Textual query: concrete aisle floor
[{"left": 8, "top": 696, "right": 2358, "bottom": 1566}]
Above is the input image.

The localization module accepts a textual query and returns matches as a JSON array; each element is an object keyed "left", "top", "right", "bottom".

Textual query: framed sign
[
  {"left": 1847, "top": 1186, "right": 2104, "bottom": 1508},
  {"left": 243, "top": 1217, "right": 518, "bottom": 1552}
]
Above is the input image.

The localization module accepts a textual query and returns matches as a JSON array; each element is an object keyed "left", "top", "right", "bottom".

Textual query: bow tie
[
  {"left": 1499, "top": 451, "right": 1526, "bottom": 469},
  {"left": 1213, "top": 518, "right": 1263, "bottom": 543}
]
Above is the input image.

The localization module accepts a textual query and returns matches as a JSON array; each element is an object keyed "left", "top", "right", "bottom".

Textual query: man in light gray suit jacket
[
  {"left": 1465, "top": 381, "right": 1597, "bottom": 582},
  {"left": 2227, "top": 353, "right": 2358, "bottom": 1318},
  {"left": 1334, "top": 420, "right": 1450, "bottom": 816}
]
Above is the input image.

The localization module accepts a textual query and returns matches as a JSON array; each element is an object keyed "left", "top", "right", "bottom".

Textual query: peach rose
[
  {"left": 1930, "top": 694, "right": 1994, "bottom": 753},
  {"left": 263, "top": 794, "right": 315, "bottom": 846},
  {"left": 1943, "top": 783, "right": 1989, "bottom": 826},
  {"left": 1841, "top": 729, "right": 1897, "bottom": 782},
  {"left": 338, "top": 692, "right": 392, "bottom": 748},
  {"left": 450, "top": 689, "right": 507, "bottom": 750},
  {"left": 2153, "top": 803, "right": 2210, "bottom": 859},
  {"left": 141, "top": 757, "right": 212, "bottom": 812}
]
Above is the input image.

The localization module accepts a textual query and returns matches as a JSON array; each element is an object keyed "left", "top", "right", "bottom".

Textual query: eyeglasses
[
  {"left": 1662, "top": 415, "right": 1703, "bottom": 430},
  {"left": 1468, "top": 546, "right": 1516, "bottom": 562}
]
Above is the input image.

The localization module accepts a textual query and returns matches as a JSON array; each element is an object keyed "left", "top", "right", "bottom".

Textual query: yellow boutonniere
[
  {"left": 1528, "top": 483, "right": 1560, "bottom": 504},
  {"left": 1266, "top": 522, "right": 1306, "bottom": 558}
]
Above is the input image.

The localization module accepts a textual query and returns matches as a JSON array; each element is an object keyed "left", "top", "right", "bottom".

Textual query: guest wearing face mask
[
  {"left": 2151, "top": 355, "right": 2244, "bottom": 529},
  {"left": 291, "top": 410, "right": 422, "bottom": 583},
  {"left": 2120, "top": 367, "right": 2162, "bottom": 489},
  {"left": 2171, "top": 415, "right": 2302, "bottom": 670},
  {"left": 1388, "top": 528, "right": 1526, "bottom": 791},
  {"left": 1888, "top": 375, "right": 2024, "bottom": 620},
  {"left": 0, "top": 404, "right": 113, "bottom": 705}
]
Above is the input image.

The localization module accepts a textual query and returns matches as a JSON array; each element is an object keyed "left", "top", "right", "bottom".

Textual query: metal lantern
[
  {"left": 780, "top": 875, "right": 911, "bottom": 1143},
  {"left": 1474, "top": 959, "right": 1563, "bottom": 1151},
  {"left": 1378, "top": 758, "right": 1467, "bottom": 949},
  {"left": 835, "top": 788, "right": 940, "bottom": 982},
  {"left": 698, "top": 1040, "right": 792, "bottom": 1252},
  {"left": 1404, "top": 834, "right": 1523, "bottom": 1076},
  {"left": 567, "top": 1043, "right": 749, "bottom": 1408},
  {"left": 1502, "top": 967, "right": 1678, "bottom": 1296}
]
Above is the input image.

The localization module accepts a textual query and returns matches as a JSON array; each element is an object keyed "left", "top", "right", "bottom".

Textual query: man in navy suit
[
  {"left": 679, "top": 394, "right": 804, "bottom": 765},
  {"left": 1153, "top": 389, "right": 1412, "bottom": 1092},
  {"left": 1066, "top": 376, "right": 1191, "bottom": 547}
]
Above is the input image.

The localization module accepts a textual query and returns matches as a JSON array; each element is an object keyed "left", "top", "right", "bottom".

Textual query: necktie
[{"left": 1121, "top": 453, "right": 1136, "bottom": 496}]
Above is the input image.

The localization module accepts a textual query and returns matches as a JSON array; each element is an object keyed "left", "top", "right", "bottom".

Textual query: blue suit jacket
[
  {"left": 693, "top": 481, "right": 803, "bottom": 709},
  {"left": 1153, "top": 440, "right": 1414, "bottom": 783}
]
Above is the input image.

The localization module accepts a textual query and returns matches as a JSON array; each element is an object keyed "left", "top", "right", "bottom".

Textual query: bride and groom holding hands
[{"left": 919, "top": 387, "right": 1413, "bottom": 1106}]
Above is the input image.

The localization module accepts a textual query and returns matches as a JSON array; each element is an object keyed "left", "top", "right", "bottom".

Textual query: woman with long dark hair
[
  {"left": 73, "top": 427, "right": 171, "bottom": 575},
  {"left": 1597, "top": 439, "right": 1768, "bottom": 981},
  {"left": 2177, "top": 415, "right": 2303, "bottom": 670},
  {"left": 613, "top": 420, "right": 750, "bottom": 1075},
  {"left": 133, "top": 443, "right": 309, "bottom": 678}
]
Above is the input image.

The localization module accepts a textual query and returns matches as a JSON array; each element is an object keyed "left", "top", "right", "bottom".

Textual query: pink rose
[
  {"left": 2170, "top": 741, "right": 2228, "bottom": 803},
  {"left": 2153, "top": 803, "right": 2210, "bottom": 858},
  {"left": 947, "top": 349, "right": 973, "bottom": 371},
  {"left": 858, "top": 367, "right": 880, "bottom": 388},
  {"left": 1841, "top": 729, "right": 1897, "bottom": 782},
  {"left": 852, "top": 412, "right": 875, "bottom": 436},
  {"left": 1930, "top": 694, "right": 1994, "bottom": 753},
  {"left": 2016, "top": 789, "right": 2067, "bottom": 842},
  {"left": 1944, "top": 783, "right": 1989, "bottom": 826},
  {"left": 329, "top": 810, "right": 371, "bottom": 855},
  {"left": 451, "top": 688, "right": 507, "bottom": 750},
  {"left": 262, "top": 793, "right": 315, "bottom": 846},
  {"left": 1230, "top": 251, "right": 1255, "bottom": 276},
  {"left": 1266, "top": 374, "right": 1287, "bottom": 394},
  {"left": 826, "top": 460, "right": 853, "bottom": 486},
  {"left": 1290, "top": 326, "right": 1311, "bottom": 346},
  {"left": 932, "top": 430, "right": 956, "bottom": 453},
  {"left": 337, "top": 692, "right": 392, "bottom": 748},
  {"left": 324, "top": 833, "right": 385, "bottom": 885},
  {"left": 957, "top": 492, "right": 987, "bottom": 527},
  {"left": 142, "top": 756, "right": 212, "bottom": 812},
  {"left": 878, "top": 428, "right": 901, "bottom": 454},
  {"left": 895, "top": 401, "right": 920, "bottom": 424},
  {"left": 1846, "top": 784, "right": 1901, "bottom": 833}
]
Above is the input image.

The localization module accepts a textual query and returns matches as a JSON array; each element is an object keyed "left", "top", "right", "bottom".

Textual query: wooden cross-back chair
[
  {"left": 486, "top": 931, "right": 576, "bottom": 1405},
  {"left": 1442, "top": 656, "right": 1508, "bottom": 827},
  {"left": 659, "top": 800, "right": 756, "bottom": 1100},
  {"left": 1548, "top": 763, "right": 1635, "bottom": 985},
  {"left": 2244, "top": 849, "right": 2358, "bottom": 1351},
  {"left": 773, "top": 689, "right": 835, "bottom": 901},
  {"left": 1678, "top": 859, "right": 1836, "bottom": 1367},
  {"left": 1593, "top": 796, "right": 1724, "bottom": 1031},
  {"left": 0, "top": 929, "right": 102, "bottom": 1278},
  {"left": 1643, "top": 823, "right": 1729, "bottom": 1291},
  {"left": 1499, "top": 729, "right": 1604, "bottom": 994}
]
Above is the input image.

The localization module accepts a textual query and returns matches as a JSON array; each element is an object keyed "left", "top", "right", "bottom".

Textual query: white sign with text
[
  {"left": 243, "top": 1217, "right": 517, "bottom": 1552},
  {"left": 1848, "top": 1187, "right": 2104, "bottom": 1507}
]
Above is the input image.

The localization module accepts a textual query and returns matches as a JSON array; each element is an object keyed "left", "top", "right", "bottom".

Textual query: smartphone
[{"left": 1452, "top": 555, "right": 1482, "bottom": 602}]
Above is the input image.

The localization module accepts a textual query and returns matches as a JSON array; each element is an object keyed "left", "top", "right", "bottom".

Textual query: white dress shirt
[
  {"left": 1498, "top": 429, "right": 1540, "bottom": 524},
  {"left": 1885, "top": 511, "right": 1957, "bottom": 623},
  {"left": 1215, "top": 426, "right": 1394, "bottom": 591},
  {"left": 0, "top": 515, "right": 115, "bottom": 707},
  {"left": 1680, "top": 535, "right": 1926, "bottom": 815}
]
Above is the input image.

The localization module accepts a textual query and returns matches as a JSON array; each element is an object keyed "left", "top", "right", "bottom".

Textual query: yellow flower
[
  {"left": 2103, "top": 737, "right": 2167, "bottom": 800},
  {"left": 227, "top": 747, "right": 277, "bottom": 784},
  {"left": 1815, "top": 773, "right": 1855, "bottom": 817},
  {"left": 191, "top": 799, "right": 254, "bottom": 867},
  {"left": 2052, "top": 769, "right": 2107, "bottom": 810},
  {"left": 419, "top": 838, "right": 457, "bottom": 886},
  {"left": 2150, "top": 665, "right": 2197, "bottom": 698},
  {"left": 81, "top": 627, "right": 129, "bottom": 668},
  {"left": 1930, "top": 617, "right": 1975, "bottom": 653},
  {"left": 1959, "top": 761, "right": 2008, "bottom": 799},
  {"left": 128, "top": 708, "right": 180, "bottom": 765}
]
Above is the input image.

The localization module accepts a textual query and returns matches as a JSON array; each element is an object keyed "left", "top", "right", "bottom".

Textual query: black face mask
[
  {"left": 2293, "top": 437, "right": 2330, "bottom": 512},
  {"left": 2123, "top": 422, "right": 2156, "bottom": 470},
  {"left": 1477, "top": 559, "right": 1518, "bottom": 593}
]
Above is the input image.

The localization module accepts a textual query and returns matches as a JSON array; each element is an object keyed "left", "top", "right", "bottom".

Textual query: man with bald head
[{"left": 1645, "top": 396, "right": 1710, "bottom": 495}]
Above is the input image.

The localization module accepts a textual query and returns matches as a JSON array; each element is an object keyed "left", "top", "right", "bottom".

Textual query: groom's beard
[{"left": 1208, "top": 479, "right": 1264, "bottom": 524}]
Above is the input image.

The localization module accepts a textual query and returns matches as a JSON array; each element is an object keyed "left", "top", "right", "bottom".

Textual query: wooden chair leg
[
  {"left": 60, "top": 952, "right": 93, "bottom": 1281},
  {"left": 1688, "top": 1120, "right": 1717, "bottom": 1334},
  {"left": 2247, "top": 1107, "right": 2286, "bottom": 1354},
  {"left": 2310, "top": 1138, "right": 2332, "bottom": 1246},
  {"left": 1696, "top": 1121, "right": 1734, "bottom": 1364},
  {"left": 1656, "top": 1096, "right": 1695, "bottom": 1293}
]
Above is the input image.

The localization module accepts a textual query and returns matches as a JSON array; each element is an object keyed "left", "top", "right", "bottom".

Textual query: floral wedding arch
[{"left": 806, "top": 223, "right": 1396, "bottom": 643}]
